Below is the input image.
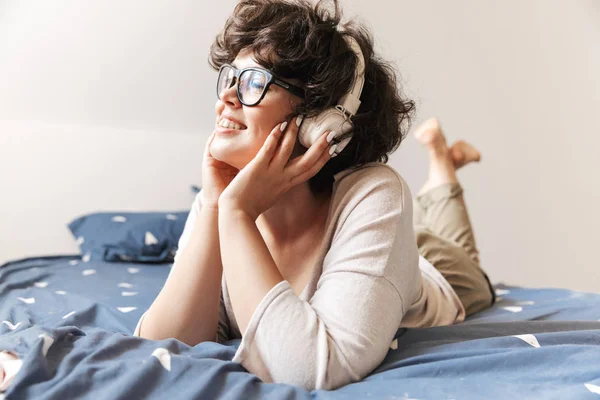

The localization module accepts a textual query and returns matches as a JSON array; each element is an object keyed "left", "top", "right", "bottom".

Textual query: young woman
[{"left": 134, "top": 0, "right": 494, "bottom": 391}]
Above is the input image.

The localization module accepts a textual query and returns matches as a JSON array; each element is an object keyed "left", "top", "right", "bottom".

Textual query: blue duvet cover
[{"left": 1, "top": 255, "right": 600, "bottom": 399}]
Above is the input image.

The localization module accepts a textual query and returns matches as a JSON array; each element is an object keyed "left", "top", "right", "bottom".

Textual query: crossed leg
[{"left": 413, "top": 118, "right": 495, "bottom": 317}]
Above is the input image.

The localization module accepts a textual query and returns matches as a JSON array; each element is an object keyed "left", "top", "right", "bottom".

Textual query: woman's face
[{"left": 211, "top": 48, "right": 303, "bottom": 170}]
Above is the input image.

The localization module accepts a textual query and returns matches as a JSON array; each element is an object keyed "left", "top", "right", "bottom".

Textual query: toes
[{"left": 455, "top": 140, "right": 481, "bottom": 161}]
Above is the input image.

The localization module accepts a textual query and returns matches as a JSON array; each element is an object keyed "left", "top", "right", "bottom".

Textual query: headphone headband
[
  {"left": 337, "top": 33, "right": 365, "bottom": 117},
  {"left": 295, "top": 29, "right": 367, "bottom": 152}
]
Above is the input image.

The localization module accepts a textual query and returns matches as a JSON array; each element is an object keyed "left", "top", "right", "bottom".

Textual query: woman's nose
[{"left": 220, "top": 79, "right": 241, "bottom": 107}]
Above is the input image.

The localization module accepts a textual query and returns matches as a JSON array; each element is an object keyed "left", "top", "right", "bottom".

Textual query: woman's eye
[{"left": 250, "top": 79, "right": 265, "bottom": 91}]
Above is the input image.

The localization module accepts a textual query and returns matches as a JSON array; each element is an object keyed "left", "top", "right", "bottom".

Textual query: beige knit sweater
[{"left": 134, "top": 162, "right": 465, "bottom": 391}]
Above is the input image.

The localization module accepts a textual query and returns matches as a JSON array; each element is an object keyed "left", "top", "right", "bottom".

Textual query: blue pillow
[{"left": 67, "top": 211, "right": 189, "bottom": 263}]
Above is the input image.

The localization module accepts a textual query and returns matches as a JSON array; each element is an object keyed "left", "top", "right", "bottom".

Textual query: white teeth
[{"left": 218, "top": 117, "right": 245, "bottom": 130}]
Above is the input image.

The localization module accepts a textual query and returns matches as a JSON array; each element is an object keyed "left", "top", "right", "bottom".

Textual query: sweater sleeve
[
  {"left": 230, "top": 170, "right": 420, "bottom": 391},
  {"left": 133, "top": 191, "right": 231, "bottom": 343}
]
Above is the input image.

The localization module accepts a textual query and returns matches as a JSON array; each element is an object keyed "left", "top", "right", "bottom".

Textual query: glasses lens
[
  {"left": 217, "top": 65, "right": 235, "bottom": 99},
  {"left": 239, "top": 70, "right": 267, "bottom": 105}
]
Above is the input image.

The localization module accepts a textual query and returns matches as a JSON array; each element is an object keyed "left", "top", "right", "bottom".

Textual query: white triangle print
[
  {"left": 145, "top": 231, "right": 159, "bottom": 245},
  {"left": 152, "top": 348, "right": 172, "bottom": 371},
  {"left": 17, "top": 297, "right": 35, "bottom": 304},
  {"left": 118, "top": 307, "right": 137, "bottom": 313},
  {"left": 128, "top": 268, "right": 140, "bottom": 274},
  {"left": 513, "top": 334, "right": 540, "bottom": 348},
  {"left": 585, "top": 383, "right": 600, "bottom": 394},
  {"left": 112, "top": 216, "right": 127, "bottom": 222},
  {"left": 2, "top": 321, "right": 22, "bottom": 331},
  {"left": 121, "top": 292, "right": 138, "bottom": 296},
  {"left": 62, "top": 311, "right": 76, "bottom": 319},
  {"left": 502, "top": 306, "right": 523, "bottom": 313},
  {"left": 34, "top": 281, "right": 49, "bottom": 288},
  {"left": 118, "top": 282, "right": 133, "bottom": 288},
  {"left": 495, "top": 289, "right": 511, "bottom": 296}
]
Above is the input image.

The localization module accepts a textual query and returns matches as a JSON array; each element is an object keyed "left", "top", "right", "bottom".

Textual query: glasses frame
[{"left": 217, "top": 63, "right": 305, "bottom": 106}]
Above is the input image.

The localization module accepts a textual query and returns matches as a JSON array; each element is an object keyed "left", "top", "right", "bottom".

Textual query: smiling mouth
[{"left": 216, "top": 116, "right": 247, "bottom": 130}]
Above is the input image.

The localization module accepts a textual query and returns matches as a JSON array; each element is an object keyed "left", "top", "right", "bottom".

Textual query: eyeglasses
[{"left": 216, "top": 63, "right": 305, "bottom": 106}]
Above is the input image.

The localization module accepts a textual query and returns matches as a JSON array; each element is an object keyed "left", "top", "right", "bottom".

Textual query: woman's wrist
[
  {"left": 199, "top": 191, "right": 221, "bottom": 211},
  {"left": 200, "top": 202, "right": 220, "bottom": 213}
]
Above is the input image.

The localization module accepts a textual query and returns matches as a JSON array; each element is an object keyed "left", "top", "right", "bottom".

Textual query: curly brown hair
[{"left": 209, "top": 0, "right": 416, "bottom": 197}]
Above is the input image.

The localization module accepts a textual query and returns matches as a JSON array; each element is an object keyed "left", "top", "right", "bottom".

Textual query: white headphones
[{"left": 297, "top": 32, "right": 366, "bottom": 156}]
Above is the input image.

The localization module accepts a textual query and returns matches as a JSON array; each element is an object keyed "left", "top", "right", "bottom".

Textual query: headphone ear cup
[{"left": 298, "top": 108, "right": 353, "bottom": 148}]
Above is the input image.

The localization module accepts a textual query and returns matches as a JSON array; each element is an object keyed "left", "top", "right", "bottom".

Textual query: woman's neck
[{"left": 256, "top": 182, "right": 331, "bottom": 247}]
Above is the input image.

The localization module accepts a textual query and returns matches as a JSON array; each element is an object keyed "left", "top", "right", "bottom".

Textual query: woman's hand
[
  {"left": 218, "top": 115, "right": 333, "bottom": 220},
  {"left": 200, "top": 131, "right": 240, "bottom": 209}
]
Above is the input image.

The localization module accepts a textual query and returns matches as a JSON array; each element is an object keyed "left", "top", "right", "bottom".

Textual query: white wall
[{"left": 1, "top": 0, "right": 599, "bottom": 292}]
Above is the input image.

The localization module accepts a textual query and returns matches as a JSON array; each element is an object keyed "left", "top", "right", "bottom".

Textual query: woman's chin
[{"left": 209, "top": 148, "right": 243, "bottom": 170}]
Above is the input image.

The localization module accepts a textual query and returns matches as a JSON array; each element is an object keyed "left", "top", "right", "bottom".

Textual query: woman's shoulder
[
  {"left": 334, "top": 161, "right": 408, "bottom": 185},
  {"left": 332, "top": 162, "right": 412, "bottom": 204}
]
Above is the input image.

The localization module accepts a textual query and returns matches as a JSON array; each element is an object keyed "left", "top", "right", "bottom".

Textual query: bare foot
[
  {"left": 414, "top": 118, "right": 458, "bottom": 196},
  {"left": 414, "top": 118, "right": 448, "bottom": 154},
  {"left": 449, "top": 140, "right": 481, "bottom": 170}
]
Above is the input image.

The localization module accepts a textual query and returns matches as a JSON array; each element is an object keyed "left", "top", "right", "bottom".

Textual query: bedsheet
[{"left": 1, "top": 255, "right": 600, "bottom": 399}]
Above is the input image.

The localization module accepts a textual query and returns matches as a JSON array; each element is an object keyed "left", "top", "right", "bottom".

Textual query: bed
[{"left": 1, "top": 209, "right": 600, "bottom": 399}]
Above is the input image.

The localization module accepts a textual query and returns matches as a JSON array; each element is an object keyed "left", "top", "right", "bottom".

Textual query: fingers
[
  {"left": 256, "top": 122, "right": 285, "bottom": 166},
  {"left": 287, "top": 130, "right": 332, "bottom": 186},
  {"left": 204, "top": 131, "right": 217, "bottom": 160},
  {"left": 295, "top": 143, "right": 332, "bottom": 186},
  {"left": 272, "top": 116, "right": 300, "bottom": 167},
  {"left": 256, "top": 117, "right": 331, "bottom": 188}
]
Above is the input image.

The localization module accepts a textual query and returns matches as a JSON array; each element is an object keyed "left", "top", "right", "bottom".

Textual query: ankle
[{"left": 418, "top": 158, "right": 458, "bottom": 195}]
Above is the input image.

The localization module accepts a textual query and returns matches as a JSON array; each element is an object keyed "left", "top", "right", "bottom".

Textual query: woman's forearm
[
  {"left": 138, "top": 206, "right": 223, "bottom": 345},
  {"left": 218, "top": 206, "right": 284, "bottom": 335}
]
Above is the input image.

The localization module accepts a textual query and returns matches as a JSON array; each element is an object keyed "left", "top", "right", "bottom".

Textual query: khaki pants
[{"left": 414, "top": 183, "right": 495, "bottom": 317}]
